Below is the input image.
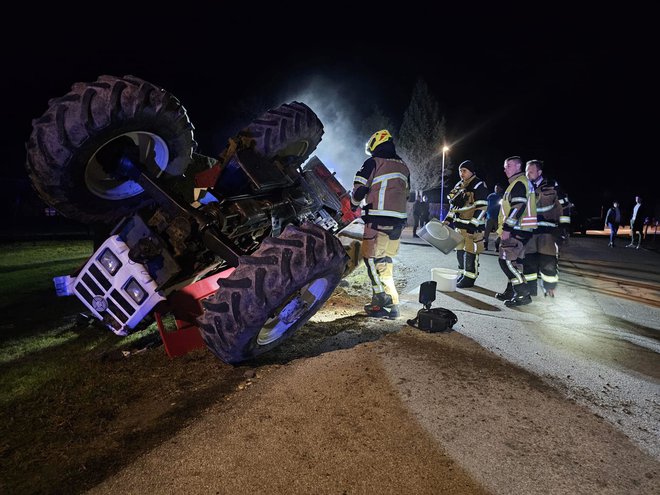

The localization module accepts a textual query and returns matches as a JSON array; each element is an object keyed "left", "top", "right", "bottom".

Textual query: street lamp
[{"left": 440, "top": 145, "right": 449, "bottom": 220}]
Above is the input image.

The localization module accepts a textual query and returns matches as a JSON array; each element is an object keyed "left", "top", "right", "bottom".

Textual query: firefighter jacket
[
  {"left": 445, "top": 175, "right": 489, "bottom": 233},
  {"left": 531, "top": 176, "right": 564, "bottom": 235},
  {"left": 351, "top": 155, "right": 410, "bottom": 223},
  {"left": 497, "top": 172, "right": 537, "bottom": 237},
  {"left": 533, "top": 176, "right": 573, "bottom": 234}
]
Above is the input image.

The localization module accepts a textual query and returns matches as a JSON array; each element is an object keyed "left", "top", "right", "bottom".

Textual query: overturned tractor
[{"left": 26, "top": 74, "right": 361, "bottom": 364}]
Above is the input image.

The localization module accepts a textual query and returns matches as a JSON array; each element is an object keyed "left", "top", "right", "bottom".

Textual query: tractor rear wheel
[{"left": 25, "top": 74, "right": 196, "bottom": 226}]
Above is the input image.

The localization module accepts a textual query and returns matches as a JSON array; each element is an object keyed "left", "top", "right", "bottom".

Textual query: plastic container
[
  {"left": 418, "top": 219, "right": 463, "bottom": 254},
  {"left": 431, "top": 267, "right": 460, "bottom": 292}
]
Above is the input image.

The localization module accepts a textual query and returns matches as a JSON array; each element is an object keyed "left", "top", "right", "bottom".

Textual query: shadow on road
[
  {"left": 251, "top": 313, "right": 402, "bottom": 366},
  {"left": 441, "top": 288, "right": 503, "bottom": 312}
]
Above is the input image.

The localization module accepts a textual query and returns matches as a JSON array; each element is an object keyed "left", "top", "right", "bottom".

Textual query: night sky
[{"left": 2, "top": 6, "right": 656, "bottom": 222}]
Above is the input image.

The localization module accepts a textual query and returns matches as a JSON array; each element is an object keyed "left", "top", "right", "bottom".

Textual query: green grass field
[
  {"left": 0, "top": 240, "right": 93, "bottom": 339},
  {"left": 0, "top": 239, "right": 166, "bottom": 365},
  {"left": 0, "top": 239, "right": 240, "bottom": 495}
]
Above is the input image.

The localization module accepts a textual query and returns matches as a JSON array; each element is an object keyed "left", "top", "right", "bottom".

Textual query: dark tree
[
  {"left": 360, "top": 105, "right": 396, "bottom": 143},
  {"left": 397, "top": 78, "right": 448, "bottom": 194}
]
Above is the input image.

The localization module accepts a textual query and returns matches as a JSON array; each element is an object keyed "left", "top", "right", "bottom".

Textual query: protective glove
[{"left": 449, "top": 190, "right": 466, "bottom": 208}]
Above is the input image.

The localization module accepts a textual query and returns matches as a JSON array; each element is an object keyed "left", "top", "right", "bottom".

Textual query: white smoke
[{"left": 281, "top": 75, "right": 370, "bottom": 191}]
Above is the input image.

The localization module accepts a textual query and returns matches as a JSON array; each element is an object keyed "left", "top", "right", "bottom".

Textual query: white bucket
[{"left": 431, "top": 268, "right": 460, "bottom": 292}]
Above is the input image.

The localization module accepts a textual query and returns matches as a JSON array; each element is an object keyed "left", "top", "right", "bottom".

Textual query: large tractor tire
[
  {"left": 198, "top": 222, "right": 347, "bottom": 364},
  {"left": 25, "top": 74, "right": 196, "bottom": 226},
  {"left": 241, "top": 101, "right": 323, "bottom": 161},
  {"left": 213, "top": 101, "right": 324, "bottom": 196}
]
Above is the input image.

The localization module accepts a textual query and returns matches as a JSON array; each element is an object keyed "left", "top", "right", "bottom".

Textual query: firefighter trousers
[
  {"left": 498, "top": 235, "right": 530, "bottom": 296},
  {"left": 523, "top": 233, "right": 559, "bottom": 294},
  {"left": 361, "top": 222, "right": 403, "bottom": 305},
  {"left": 455, "top": 229, "right": 484, "bottom": 280}
]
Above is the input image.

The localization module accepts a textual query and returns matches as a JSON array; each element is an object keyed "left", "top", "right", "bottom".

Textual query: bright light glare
[
  {"left": 124, "top": 278, "right": 146, "bottom": 304},
  {"left": 98, "top": 249, "right": 121, "bottom": 276}
]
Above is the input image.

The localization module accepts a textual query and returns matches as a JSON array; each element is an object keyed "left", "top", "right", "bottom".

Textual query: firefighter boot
[
  {"left": 457, "top": 252, "right": 477, "bottom": 288},
  {"left": 495, "top": 282, "right": 514, "bottom": 301},
  {"left": 456, "top": 276, "right": 475, "bottom": 288},
  {"left": 504, "top": 284, "right": 533, "bottom": 307},
  {"left": 364, "top": 292, "right": 393, "bottom": 316},
  {"left": 456, "top": 249, "right": 465, "bottom": 275},
  {"left": 365, "top": 304, "right": 400, "bottom": 319},
  {"left": 542, "top": 281, "right": 556, "bottom": 297}
]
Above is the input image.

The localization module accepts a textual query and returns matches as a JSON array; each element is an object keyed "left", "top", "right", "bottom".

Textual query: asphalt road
[
  {"left": 86, "top": 231, "right": 660, "bottom": 495},
  {"left": 396, "top": 230, "right": 660, "bottom": 459}
]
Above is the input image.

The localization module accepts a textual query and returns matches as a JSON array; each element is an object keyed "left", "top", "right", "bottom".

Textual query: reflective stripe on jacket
[
  {"left": 532, "top": 176, "right": 562, "bottom": 234},
  {"left": 445, "top": 175, "right": 489, "bottom": 232},
  {"left": 352, "top": 156, "right": 410, "bottom": 219},
  {"left": 498, "top": 173, "right": 537, "bottom": 235}
]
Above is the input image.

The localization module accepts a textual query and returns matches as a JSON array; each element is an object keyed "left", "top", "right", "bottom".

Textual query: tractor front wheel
[{"left": 198, "top": 222, "right": 347, "bottom": 364}]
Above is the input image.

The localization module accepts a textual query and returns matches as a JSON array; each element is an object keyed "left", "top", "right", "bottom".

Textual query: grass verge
[{"left": 0, "top": 240, "right": 247, "bottom": 495}]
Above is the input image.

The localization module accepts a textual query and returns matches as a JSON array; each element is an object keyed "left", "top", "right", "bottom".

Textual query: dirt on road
[
  {"left": 3, "top": 236, "right": 659, "bottom": 495},
  {"left": 85, "top": 285, "right": 659, "bottom": 495}
]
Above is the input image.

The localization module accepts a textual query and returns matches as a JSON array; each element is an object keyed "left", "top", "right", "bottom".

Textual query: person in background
[
  {"left": 412, "top": 193, "right": 430, "bottom": 238},
  {"left": 495, "top": 156, "right": 537, "bottom": 307},
  {"left": 350, "top": 129, "right": 410, "bottom": 319},
  {"left": 484, "top": 183, "right": 503, "bottom": 252},
  {"left": 522, "top": 160, "right": 565, "bottom": 298},
  {"left": 443, "top": 160, "right": 489, "bottom": 288},
  {"left": 604, "top": 200, "right": 621, "bottom": 247},
  {"left": 626, "top": 196, "right": 644, "bottom": 249}
]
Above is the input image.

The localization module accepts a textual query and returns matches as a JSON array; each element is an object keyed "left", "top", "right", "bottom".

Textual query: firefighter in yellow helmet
[{"left": 350, "top": 129, "right": 410, "bottom": 319}]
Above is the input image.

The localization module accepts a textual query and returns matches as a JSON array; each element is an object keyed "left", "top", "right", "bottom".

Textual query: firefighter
[
  {"left": 522, "top": 160, "right": 570, "bottom": 298},
  {"left": 350, "top": 129, "right": 410, "bottom": 319},
  {"left": 443, "top": 160, "right": 489, "bottom": 288},
  {"left": 495, "top": 156, "right": 537, "bottom": 307}
]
